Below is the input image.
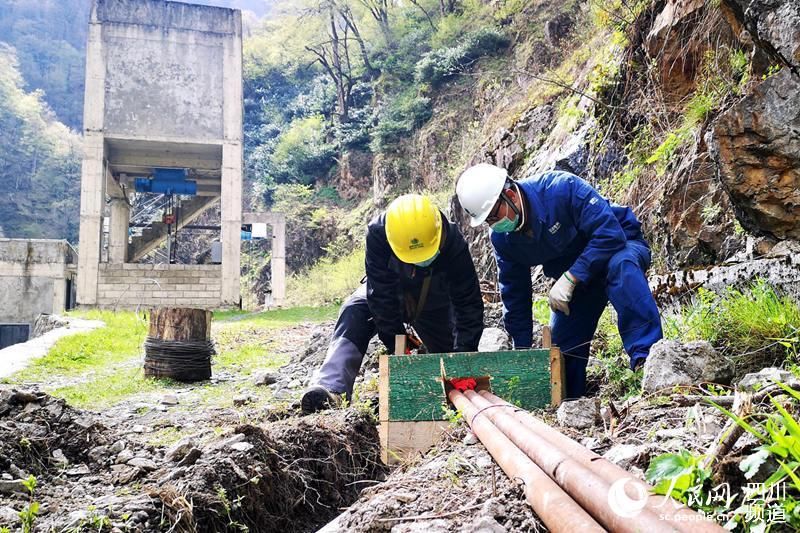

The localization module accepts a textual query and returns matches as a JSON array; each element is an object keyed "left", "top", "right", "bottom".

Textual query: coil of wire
[{"left": 143, "top": 336, "right": 215, "bottom": 381}]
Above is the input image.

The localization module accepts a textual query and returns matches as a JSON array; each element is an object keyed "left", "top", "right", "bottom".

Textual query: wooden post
[
  {"left": 394, "top": 334, "right": 406, "bottom": 356},
  {"left": 549, "top": 345, "right": 566, "bottom": 406},
  {"left": 144, "top": 308, "right": 213, "bottom": 381}
]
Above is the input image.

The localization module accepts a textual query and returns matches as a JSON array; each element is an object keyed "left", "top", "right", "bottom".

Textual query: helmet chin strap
[{"left": 500, "top": 182, "right": 525, "bottom": 231}]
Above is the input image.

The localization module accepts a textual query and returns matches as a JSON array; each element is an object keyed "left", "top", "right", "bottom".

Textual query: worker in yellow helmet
[{"left": 302, "top": 194, "right": 484, "bottom": 414}]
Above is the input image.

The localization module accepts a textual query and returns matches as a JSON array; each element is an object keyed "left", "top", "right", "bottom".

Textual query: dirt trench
[{"left": 0, "top": 387, "right": 384, "bottom": 532}]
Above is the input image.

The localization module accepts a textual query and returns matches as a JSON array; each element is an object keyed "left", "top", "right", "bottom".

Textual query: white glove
[{"left": 549, "top": 272, "right": 576, "bottom": 316}]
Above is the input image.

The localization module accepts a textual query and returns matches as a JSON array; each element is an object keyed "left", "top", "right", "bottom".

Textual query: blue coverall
[{"left": 491, "top": 171, "right": 663, "bottom": 398}]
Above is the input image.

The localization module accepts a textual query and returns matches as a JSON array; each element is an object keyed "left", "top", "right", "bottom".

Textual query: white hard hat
[{"left": 456, "top": 163, "right": 508, "bottom": 227}]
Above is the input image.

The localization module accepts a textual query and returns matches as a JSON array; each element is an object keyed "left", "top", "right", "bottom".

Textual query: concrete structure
[
  {"left": 77, "top": 0, "right": 244, "bottom": 309},
  {"left": 0, "top": 239, "right": 78, "bottom": 338},
  {"left": 242, "top": 212, "right": 286, "bottom": 306}
]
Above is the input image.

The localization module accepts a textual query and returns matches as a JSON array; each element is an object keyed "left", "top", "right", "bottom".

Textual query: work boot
[{"left": 301, "top": 385, "right": 342, "bottom": 414}]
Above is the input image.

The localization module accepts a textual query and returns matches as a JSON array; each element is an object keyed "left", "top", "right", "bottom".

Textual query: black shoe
[{"left": 301, "top": 386, "right": 342, "bottom": 414}]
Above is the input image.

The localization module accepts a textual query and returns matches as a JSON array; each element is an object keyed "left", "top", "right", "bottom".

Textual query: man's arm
[
  {"left": 365, "top": 223, "right": 406, "bottom": 351},
  {"left": 494, "top": 244, "right": 533, "bottom": 348},
  {"left": 564, "top": 176, "right": 627, "bottom": 283},
  {"left": 444, "top": 231, "right": 484, "bottom": 352}
]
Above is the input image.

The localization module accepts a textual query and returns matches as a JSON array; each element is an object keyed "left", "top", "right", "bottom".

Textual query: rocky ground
[{"left": 1, "top": 298, "right": 797, "bottom": 532}]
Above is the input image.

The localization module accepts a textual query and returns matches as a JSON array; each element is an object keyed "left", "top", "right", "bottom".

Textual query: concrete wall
[
  {"left": 97, "top": 263, "right": 222, "bottom": 308},
  {"left": 99, "top": 0, "right": 238, "bottom": 140},
  {"left": 78, "top": 0, "right": 243, "bottom": 308},
  {"left": 0, "top": 239, "right": 77, "bottom": 326}
]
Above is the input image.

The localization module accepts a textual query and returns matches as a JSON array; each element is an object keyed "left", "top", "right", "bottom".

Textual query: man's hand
[
  {"left": 405, "top": 333, "right": 423, "bottom": 354},
  {"left": 549, "top": 272, "right": 576, "bottom": 316}
]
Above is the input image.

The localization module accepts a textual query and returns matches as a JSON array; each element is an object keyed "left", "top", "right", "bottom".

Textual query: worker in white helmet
[{"left": 456, "top": 163, "right": 662, "bottom": 398}]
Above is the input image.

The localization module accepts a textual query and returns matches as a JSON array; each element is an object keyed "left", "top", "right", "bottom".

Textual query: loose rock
[
  {"left": 556, "top": 398, "right": 600, "bottom": 430},
  {"left": 253, "top": 371, "right": 280, "bottom": 386},
  {"left": 737, "top": 367, "right": 800, "bottom": 392},
  {"left": 127, "top": 457, "right": 157, "bottom": 471},
  {"left": 165, "top": 437, "right": 197, "bottom": 462},
  {"left": 478, "top": 327, "right": 511, "bottom": 352},
  {"left": 642, "top": 340, "right": 733, "bottom": 393}
]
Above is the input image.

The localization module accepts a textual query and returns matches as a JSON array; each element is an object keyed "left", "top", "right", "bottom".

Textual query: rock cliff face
[
  {"left": 708, "top": 0, "right": 800, "bottom": 241},
  {"left": 709, "top": 68, "right": 800, "bottom": 239},
  {"left": 373, "top": 0, "right": 799, "bottom": 283}
]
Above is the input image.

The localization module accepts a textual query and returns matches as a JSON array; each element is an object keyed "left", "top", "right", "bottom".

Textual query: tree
[
  {"left": 355, "top": 0, "right": 393, "bottom": 45},
  {"left": 304, "top": 1, "right": 359, "bottom": 123}
]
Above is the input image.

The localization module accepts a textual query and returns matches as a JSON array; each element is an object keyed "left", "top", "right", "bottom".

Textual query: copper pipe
[
  {"left": 479, "top": 390, "right": 726, "bottom": 533},
  {"left": 465, "top": 390, "right": 678, "bottom": 533},
  {"left": 447, "top": 388, "right": 604, "bottom": 533}
]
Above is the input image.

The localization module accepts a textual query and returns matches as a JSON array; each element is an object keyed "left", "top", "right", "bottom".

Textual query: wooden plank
[
  {"left": 388, "top": 349, "right": 551, "bottom": 421},
  {"left": 542, "top": 325, "right": 551, "bottom": 349},
  {"left": 384, "top": 421, "right": 450, "bottom": 464},
  {"left": 549, "top": 346, "right": 565, "bottom": 406}
]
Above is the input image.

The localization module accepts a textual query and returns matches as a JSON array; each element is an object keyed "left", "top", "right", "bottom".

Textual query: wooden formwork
[{"left": 379, "top": 328, "right": 564, "bottom": 464}]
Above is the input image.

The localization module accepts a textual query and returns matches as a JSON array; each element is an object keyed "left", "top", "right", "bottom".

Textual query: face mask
[
  {"left": 490, "top": 214, "right": 519, "bottom": 233},
  {"left": 414, "top": 250, "right": 440, "bottom": 267}
]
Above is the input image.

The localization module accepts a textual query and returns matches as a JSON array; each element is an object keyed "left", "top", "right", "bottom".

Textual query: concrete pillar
[
  {"left": 108, "top": 198, "right": 130, "bottom": 264},
  {"left": 271, "top": 215, "right": 286, "bottom": 306},
  {"left": 76, "top": 134, "right": 105, "bottom": 305},
  {"left": 220, "top": 143, "right": 242, "bottom": 306},
  {"left": 220, "top": 11, "right": 243, "bottom": 306},
  {"left": 76, "top": 13, "right": 106, "bottom": 306}
]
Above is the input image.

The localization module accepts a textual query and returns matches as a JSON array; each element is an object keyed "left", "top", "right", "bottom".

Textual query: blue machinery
[{"left": 134, "top": 168, "right": 197, "bottom": 196}]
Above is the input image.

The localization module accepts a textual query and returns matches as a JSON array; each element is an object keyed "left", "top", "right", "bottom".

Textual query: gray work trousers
[{"left": 314, "top": 285, "right": 456, "bottom": 398}]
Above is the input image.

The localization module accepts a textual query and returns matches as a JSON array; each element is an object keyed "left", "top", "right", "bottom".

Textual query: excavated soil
[
  {"left": 0, "top": 386, "right": 384, "bottom": 532},
  {"left": 326, "top": 426, "right": 545, "bottom": 533}
]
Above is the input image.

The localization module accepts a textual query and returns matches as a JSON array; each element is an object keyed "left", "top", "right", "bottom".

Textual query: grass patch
[
  {"left": 665, "top": 280, "right": 800, "bottom": 374},
  {"left": 214, "top": 305, "right": 339, "bottom": 326},
  {"left": 11, "top": 310, "right": 147, "bottom": 382},
  {"left": 52, "top": 368, "right": 179, "bottom": 409},
  {"left": 287, "top": 248, "right": 365, "bottom": 307},
  {"left": 588, "top": 308, "right": 642, "bottom": 401},
  {"left": 8, "top": 305, "right": 338, "bottom": 410}
]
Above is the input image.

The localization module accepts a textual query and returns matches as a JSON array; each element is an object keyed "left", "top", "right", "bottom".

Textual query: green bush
[
  {"left": 415, "top": 27, "right": 510, "bottom": 86},
  {"left": 372, "top": 92, "right": 432, "bottom": 149},
  {"left": 287, "top": 247, "right": 366, "bottom": 307},
  {"left": 587, "top": 308, "right": 642, "bottom": 401},
  {"left": 267, "top": 115, "right": 336, "bottom": 185},
  {"left": 664, "top": 280, "right": 800, "bottom": 374}
]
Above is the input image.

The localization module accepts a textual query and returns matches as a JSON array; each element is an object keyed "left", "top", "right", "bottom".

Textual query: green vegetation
[
  {"left": 287, "top": 248, "right": 366, "bottom": 307},
  {"left": 7, "top": 306, "right": 337, "bottom": 410},
  {"left": 414, "top": 27, "right": 509, "bottom": 87},
  {"left": 0, "top": 0, "right": 90, "bottom": 129},
  {"left": 646, "top": 382, "right": 800, "bottom": 531},
  {"left": 664, "top": 280, "right": 800, "bottom": 368},
  {"left": 19, "top": 475, "right": 39, "bottom": 533},
  {"left": 0, "top": 45, "right": 81, "bottom": 241},
  {"left": 588, "top": 308, "right": 643, "bottom": 401},
  {"left": 12, "top": 310, "right": 147, "bottom": 381}
]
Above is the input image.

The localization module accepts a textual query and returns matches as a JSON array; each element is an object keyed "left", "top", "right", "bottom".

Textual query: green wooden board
[{"left": 387, "top": 349, "right": 551, "bottom": 421}]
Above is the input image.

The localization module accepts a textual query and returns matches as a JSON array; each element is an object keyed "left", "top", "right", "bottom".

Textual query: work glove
[{"left": 549, "top": 272, "right": 576, "bottom": 316}]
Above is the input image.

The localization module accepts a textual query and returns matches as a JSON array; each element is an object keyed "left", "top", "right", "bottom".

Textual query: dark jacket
[
  {"left": 365, "top": 211, "right": 484, "bottom": 353},
  {"left": 491, "top": 171, "right": 647, "bottom": 347}
]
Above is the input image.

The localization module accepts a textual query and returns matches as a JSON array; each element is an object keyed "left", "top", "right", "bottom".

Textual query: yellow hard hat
[{"left": 385, "top": 194, "right": 443, "bottom": 264}]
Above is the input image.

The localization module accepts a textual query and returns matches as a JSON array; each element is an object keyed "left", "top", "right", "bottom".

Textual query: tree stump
[{"left": 144, "top": 308, "right": 214, "bottom": 381}]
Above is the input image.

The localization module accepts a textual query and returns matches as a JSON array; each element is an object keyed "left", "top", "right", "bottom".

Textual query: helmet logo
[{"left": 409, "top": 238, "right": 423, "bottom": 250}]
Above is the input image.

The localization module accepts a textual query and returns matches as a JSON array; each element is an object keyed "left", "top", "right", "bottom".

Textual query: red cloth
[{"left": 450, "top": 377, "right": 477, "bottom": 391}]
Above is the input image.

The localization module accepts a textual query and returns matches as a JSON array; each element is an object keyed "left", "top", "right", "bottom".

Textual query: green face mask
[
  {"left": 414, "top": 250, "right": 440, "bottom": 267},
  {"left": 490, "top": 215, "right": 519, "bottom": 233}
]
